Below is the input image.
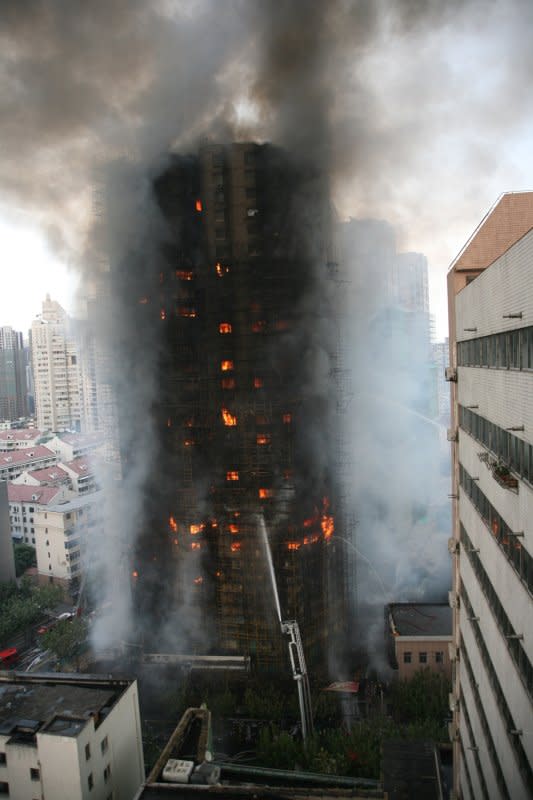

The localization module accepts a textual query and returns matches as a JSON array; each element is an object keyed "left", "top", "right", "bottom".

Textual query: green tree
[
  {"left": 13, "top": 544, "right": 36, "bottom": 577},
  {"left": 0, "top": 580, "right": 63, "bottom": 644},
  {"left": 42, "top": 618, "right": 87, "bottom": 666}
]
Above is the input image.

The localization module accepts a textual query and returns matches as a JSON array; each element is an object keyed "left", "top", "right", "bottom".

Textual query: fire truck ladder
[{"left": 280, "top": 619, "right": 314, "bottom": 742}]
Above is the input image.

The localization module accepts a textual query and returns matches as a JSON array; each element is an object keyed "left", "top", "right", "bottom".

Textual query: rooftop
[
  {"left": 0, "top": 446, "right": 55, "bottom": 468},
  {"left": 57, "top": 433, "right": 103, "bottom": 449},
  {"left": 0, "top": 429, "right": 44, "bottom": 445},
  {"left": 388, "top": 603, "right": 452, "bottom": 638},
  {"left": 0, "top": 672, "right": 133, "bottom": 742},
  {"left": 25, "top": 465, "right": 70, "bottom": 484},
  {"left": 7, "top": 484, "right": 65, "bottom": 506},
  {"left": 47, "top": 489, "right": 103, "bottom": 513},
  {"left": 64, "top": 457, "right": 94, "bottom": 476}
]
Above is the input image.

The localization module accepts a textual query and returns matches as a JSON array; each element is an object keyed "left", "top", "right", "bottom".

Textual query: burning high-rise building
[{"left": 109, "top": 142, "right": 352, "bottom": 673}]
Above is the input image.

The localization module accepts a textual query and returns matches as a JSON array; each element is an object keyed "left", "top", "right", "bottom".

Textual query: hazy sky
[{"left": 1, "top": 0, "right": 532, "bottom": 339}]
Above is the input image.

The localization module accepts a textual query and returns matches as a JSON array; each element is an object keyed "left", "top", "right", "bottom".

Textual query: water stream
[{"left": 258, "top": 514, "right": 282, "bottom": 623}]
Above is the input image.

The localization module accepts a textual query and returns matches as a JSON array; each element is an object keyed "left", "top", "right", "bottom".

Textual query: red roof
[
  {"left": 26, "top": 465, "right": 70, "bottom": 484},
  {"left": 0, "top": 429, "right": 43, "bottom": 444},
  {"left": 0, "top": 446, "right": 55, "bottom": 467},
  {"left": 7, "top": 484, "right": 63, "bottom": 505},
  {"left": 64, "top": 457, "right": 93, "bottom": 476}
]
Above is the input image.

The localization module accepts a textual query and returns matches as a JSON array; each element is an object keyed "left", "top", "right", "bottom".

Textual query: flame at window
[
  {"left": 221, "top": 360, "right": 234, "bottom": 371},
  {"left": 176, "top": 270, "right": 194, "bottom": 281},
  {"left": 321, "top": 497, "right": 334, "bottom": 540},
  {"left": 253, "top": 377, "right": 263, "bottom": 389},
  {"left": 231, "top": 542, "right": 241, "bottom": 552},
  {"left": 229, "top": 524, "right": 239, "bottom": 534},
  {"left": 215, "top": 262, "right": 229, "bottom": 277},
  {"left": 195, "top": 199, "right": 202, "bottom": 212},
  {"left": 219, "top": 322, "right": 232, "bottom": 334},
  {"left": 227, "top": 471, "right": 239, "bottom": 481},
  {"left": 256, "top": 433, "right": 270, "bottom": 445},
  {"left": 190, "top": 523, "right": 204, "bottom": 535},
  {"left": 283, "top": 413, "right": 292, "bottom": 424},
  {"left": 259, "top": 488, "right": 273, "bottom": 499},
  {"left": 169, "top": 516, "right": 178, "bottom": 533},
  {"left": 222, "top": 408, "right": 237, "bottom": 426}
]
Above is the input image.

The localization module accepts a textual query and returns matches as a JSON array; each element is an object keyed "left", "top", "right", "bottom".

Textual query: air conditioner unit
[
  {"left": 449, "top": 692, "right": 459, "bottom": 712},
  {"left": 448, "top": 537, "right": 459, "bottom": 555},
  {"left": 448, "top": 721, "right": 459, "bottom": 742},
  {"left": 448, "top": 642, "right": 458, "bottom": 662},
  {"left": 445, "top": 367, "right": 457, "bottom": 382},
  {"left": 449, "top": 591, "right": 460, "bottom": 609},
  {"left": 447, "top": 428, "right": 458, "bottom": 442},
  {"left": 162, "top": 759, "right": 194, "bottom": 784}
]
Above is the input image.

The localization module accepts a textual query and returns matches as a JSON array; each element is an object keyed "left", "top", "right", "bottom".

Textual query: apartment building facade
[
  {"left": 31, "top": 295, "right": 82, "bottom": 432},
  {"left": 447, "top": 192, "right": 533, "bottom": 799}
]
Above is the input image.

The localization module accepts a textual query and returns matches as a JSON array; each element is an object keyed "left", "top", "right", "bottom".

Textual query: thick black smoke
[{"left": 1, "top": 0, "right": 532, "bottom": 656}]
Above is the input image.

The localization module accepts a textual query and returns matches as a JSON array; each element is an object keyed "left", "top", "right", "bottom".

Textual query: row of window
[
  {"left": 459, "top": 405, "right": 533, "bottom": 486},
  {"left": 460, "top": 524, "right": 533, "bottom": 700},
  {"left": 460, "top": 632, "right": 510, "bottom": 800},
  {"left": 457, "top": 325, "right": 533, "bottom": 370},
  {"left": 459, "top": 740, "right": 477, "bottom": 800},
  {"left": 461, "top": 584, "right": 532, "bottom": 792},
  {"left": 403, "top": 650, "right": 444, "bottom": 664},
  {"left": 459, "top": 464, "right": 533, "bottom": 594},
  {"left": 460, "top": 694, "right": 489, "bottom": 800}
]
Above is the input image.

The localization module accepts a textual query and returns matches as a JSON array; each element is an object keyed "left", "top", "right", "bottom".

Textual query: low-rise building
[
  {"left": 0, "top": 429, "right": 45, "bottom": 451},
  {"left": 0, "top": 672, "right": 145, "bottom": 800},
  {"left": 46, "top": 433, "right": 104, "bottom": 463},
  {"left": 387, "top": 602, "right": 452, "bottom": 680},
  {"left": 0, "top": 446, "right": 57, "bottom": 482},
  {"left": 7, "top": 484, "right": 72, "bottom": 544},
  {"left": 12, "top": 464, "right": 71, "bottom": 490},
  {"left": 34, "top": 491, "right": 103, "bottom": 591},
  {"left": 62, "top": 458, "right": 98, "bottom": 495}
]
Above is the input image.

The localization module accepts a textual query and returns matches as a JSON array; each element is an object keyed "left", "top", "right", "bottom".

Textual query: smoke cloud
[{"left": 1, "top": 0, "right": 532, "bottom": 662}]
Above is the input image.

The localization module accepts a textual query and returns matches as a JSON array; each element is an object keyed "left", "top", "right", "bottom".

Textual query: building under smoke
[{"left": 109, "top": 143, "right": 353, "bottom": 674}]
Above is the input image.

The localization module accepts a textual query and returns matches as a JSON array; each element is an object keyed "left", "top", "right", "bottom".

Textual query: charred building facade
[{"left": 113, "top": 143, "right": 352, "bottom": 673}]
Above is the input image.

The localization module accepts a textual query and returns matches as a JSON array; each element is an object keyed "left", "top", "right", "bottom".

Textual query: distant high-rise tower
[
  {"left": 0, "top": 326, "right": 28, "bottom": 422},
  {"left": 111, "top": 143, "right": 352, "bottom": 673},
  {"left": 31, "top": 296, "right": 82, "bottom": 432},
  {"left": 447, "top": 192, "right": 533, "bottom": 799}
]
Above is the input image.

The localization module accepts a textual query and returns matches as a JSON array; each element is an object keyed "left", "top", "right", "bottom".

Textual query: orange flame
[
  {"left": 184, "top": 438, "right": 194, "bottom": 447},
  {"left": 222, "top": 408, "right": 238, "bottom": 426},
  {"left": 195, "top": 199, "right": 202, "bottom": 212},
  {"left": 221, "top": 360, "right": 234, "bottom": 371},
  {"left": 167, "top": 418, "right": 172, "bottom": 428},
  {"left": 259, "top": 488, "right": 273, "bottom": 499},
  {"left": 160, "top": 309, "right": 166, "bottom": 320},
  {"left": 219, "top": 322, "right": 232, "bottom": 334},
  {"left": 185, "top": 418, "right": 194, "bottom": 427},
  {"left": 193, "top": 575, "right": 203, "bottom": 583},
  {"left": 221, "top": 378, "right": 236, "bottom": 389},
  {"left": 231, "top": 542, "right": 241, "bottom": 552},
  {"left": 321, "top": 497, "right": 334, "bottom": 540},
  {"left": 229, "top": 523, "right": 239, "bottom": 534},
  {"left": 253, "top": 377, "right": 263, "bottom": 389},
  {"left": 190, "top": 523, "right": 204, "bottom": 535},
  {"left": 256, "top": 433, "right": 270, "bottom": 445},
  {"left": 132, "top": 570, "right": 139, "bottom": 579},
  {"left": 178, "top": 307, "right": 196, "bottom": 318},
  {"left": 215, "top": 262, "right": 229, "bottom": 277},
  {"left": 191, "top": 543, "right": 202, "bottom": 551},
  {"left": 227, "top": 471, "right": 239, "bottom": 481},
  {"left": 176, "top": 270, "right": 194, "bottom": 281},
  {"left": 283, "top": 413, "right": 292, "bottom": 424},
  {"left": 287, "top": 542, "right": 301, "bottom": 551},
  {"left": 169, "top": 516, "right": 178, "bottom": 533}
]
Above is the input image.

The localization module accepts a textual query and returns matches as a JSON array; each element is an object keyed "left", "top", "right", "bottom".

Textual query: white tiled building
[
  {"left": 0, "top": 672, "right": 145, "bottom": 800},
  {"left": 447, "top": 192, "right": 533, "bottom": 799},
  {"left": 31, "top": 295, "right": 83, "bottom": 433}
]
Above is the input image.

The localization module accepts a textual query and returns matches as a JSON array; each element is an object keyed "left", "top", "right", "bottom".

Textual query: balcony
[{"left": 489, "top": 459, "right": 519, "bottom": 493}]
